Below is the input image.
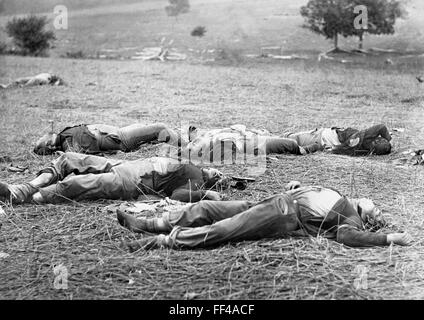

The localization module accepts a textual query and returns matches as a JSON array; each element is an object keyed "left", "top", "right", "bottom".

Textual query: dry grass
[{"left": 1, "top": 54, "right": 424, "bottom": 300}]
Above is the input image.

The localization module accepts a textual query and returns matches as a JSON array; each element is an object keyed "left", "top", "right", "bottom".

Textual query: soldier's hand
[
  {"left": 387, "top": 233, "right": 413, "bottom": 246},
  {"left": 285, "top": 181, "right": 301, "bottom": 191},
  {"left": 205, "top": 190, "right": 222, "bottom": 201}
]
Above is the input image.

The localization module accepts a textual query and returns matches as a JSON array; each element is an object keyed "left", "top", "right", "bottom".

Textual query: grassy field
[{"left": 1, "top": 0, "right": 424, "bottom": 300}]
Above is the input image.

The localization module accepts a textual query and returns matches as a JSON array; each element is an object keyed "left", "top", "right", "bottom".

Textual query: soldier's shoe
[
  {"left": 117, "top": 210, "right": 160, "bottom": 234},
  {"left": 0, "top": 182, "right": 12, "bottom": 202},
  {"left": 0, "top": 183, "right": 38, "bottom": 204},
  {"left": 117, "top": 209, "right": 147, "bottom": 233},
  {"left": 303, "top": 143, "right": 325, "bottom": 154}
]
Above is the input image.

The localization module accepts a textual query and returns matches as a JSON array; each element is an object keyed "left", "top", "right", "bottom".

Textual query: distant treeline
[{"left": 0, "top": 0, "right": 149, "bottom": 15}]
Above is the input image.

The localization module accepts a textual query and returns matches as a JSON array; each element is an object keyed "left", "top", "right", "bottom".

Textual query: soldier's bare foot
[{"left": 116, "top": 209, "right": 147, "bottom": 233}]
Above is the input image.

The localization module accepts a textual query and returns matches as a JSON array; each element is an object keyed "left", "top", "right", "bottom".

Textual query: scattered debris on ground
[
  {"left": 131, "top": 47, "right": 187, "bottom": 61},
  {"left": 0, "top": 206, "right": 6, "bottom": 219},
  {"left": 246, "top": 53, "right": 308, "bottom": 60},
  {"left": 6, "top": 165, "right": 29, "bottom": 173},
  {"left": 105, "top": 198, "right": 189, "bottom": 218},
  {"left": 0, "top": 156, "right": 12, "bottom": 163},
  {"left": 318, "top": 53, "right": 353, "bottom": 64},
  {"left": 392, "top": 149, "right": 424, "bottom": 166},
  {"left": 0, "top": 252, "right": 10, "bottom": 260}
]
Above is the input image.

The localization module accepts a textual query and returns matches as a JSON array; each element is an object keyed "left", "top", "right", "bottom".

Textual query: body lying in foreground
[
  {"left": 118, "top": 181, "right": 411, "bottom": 250},
  {"left": 0, "top": 153, "right": 226, "bottom": 204}
]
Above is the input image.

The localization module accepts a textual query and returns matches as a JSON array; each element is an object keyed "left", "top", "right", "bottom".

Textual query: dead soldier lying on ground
[
  {"left": 182, "top": 123, "right": 391, "bottom": 163},
  {"left": 34, "top": 123, "right": 183, "bottom": 155},
  {"left": 0, "top": 152, "right": 231, "bottom": 204},
  {"left": 175, "top": 124, "right": 322, "bottom": 163},
  {"left": 283, "top": 124, "right": 392, "bottom": 156},
  {"left": 117, "top": 180, "right": 412, "bottom": 250},
  {"left": 0, "top": 73, "right": 65, "bottom": 89}
]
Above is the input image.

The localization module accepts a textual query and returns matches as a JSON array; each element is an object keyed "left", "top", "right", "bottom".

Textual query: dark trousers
[{"left": 159, "top": 195, "right": 300, "bottom": 248}]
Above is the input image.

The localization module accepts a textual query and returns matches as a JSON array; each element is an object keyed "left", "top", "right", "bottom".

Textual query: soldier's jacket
[
  {"left": 55, "top": 124, "right": 121, "bottom": 154},
  {"left": 332, "top": 124, "right": 391, "bottom": 155},
  {"left": 127, "top": 157, "right": 210, "bottom": 202},
  {"left": 286, "top": 186, "right": 388, "bottom": 247}
]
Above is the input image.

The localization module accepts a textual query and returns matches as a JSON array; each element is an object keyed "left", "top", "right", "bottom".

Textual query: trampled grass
[{"left": 1, "top": 53, "right": 424, "bottom": 299}]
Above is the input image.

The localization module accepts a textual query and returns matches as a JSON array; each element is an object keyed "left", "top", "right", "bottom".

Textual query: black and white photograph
[{"left": 0, "top": 0, "right": 424, "bottom": 306}]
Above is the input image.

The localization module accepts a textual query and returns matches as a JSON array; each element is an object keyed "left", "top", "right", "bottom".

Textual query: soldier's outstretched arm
[{"left": 336, "top": 225, "right": 412, "bottom": 247}]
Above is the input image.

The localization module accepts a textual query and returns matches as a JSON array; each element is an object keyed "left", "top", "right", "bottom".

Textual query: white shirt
[
  {"left": 187, "top": 125, "right": 271, "bottom": 159},
  {"left": 288, "top": 186, "right": 342, "bottom": 217},
  {"left": 320, "top": 128, "right": 341, "bottom": 148}
]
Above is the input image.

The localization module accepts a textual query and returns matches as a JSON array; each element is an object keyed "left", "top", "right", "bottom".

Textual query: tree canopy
[
  {"left": 300, "top": 0, "right": 405, "bottom": 50},
  {"left": 6, "top": 15, "right": 56, "bottom": 56},
  {"left": 165, "top": 0, "right": 190, "bottom": 18}
]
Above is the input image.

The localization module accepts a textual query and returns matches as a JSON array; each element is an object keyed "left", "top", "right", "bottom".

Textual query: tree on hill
[
  {"left": 300, "top": 0, "right": 353, "bottom": 52},
  {"left": 165, "top": 0, "right": 190, "bottom": 19},
  {"left": 300, "top": 0, "right": 405, "bottom": 52},
  {"left": 349, "top": 0, "right": 405, "bottom": 50},
  {"left": 191, "top": 26, "right": 206, "bottom": 38},
  {"left": 0, "top": 1, "right": 5, "bottom": 54},
  {"left": 6, "top": 15, "right": 55, "bottom": 56}
]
